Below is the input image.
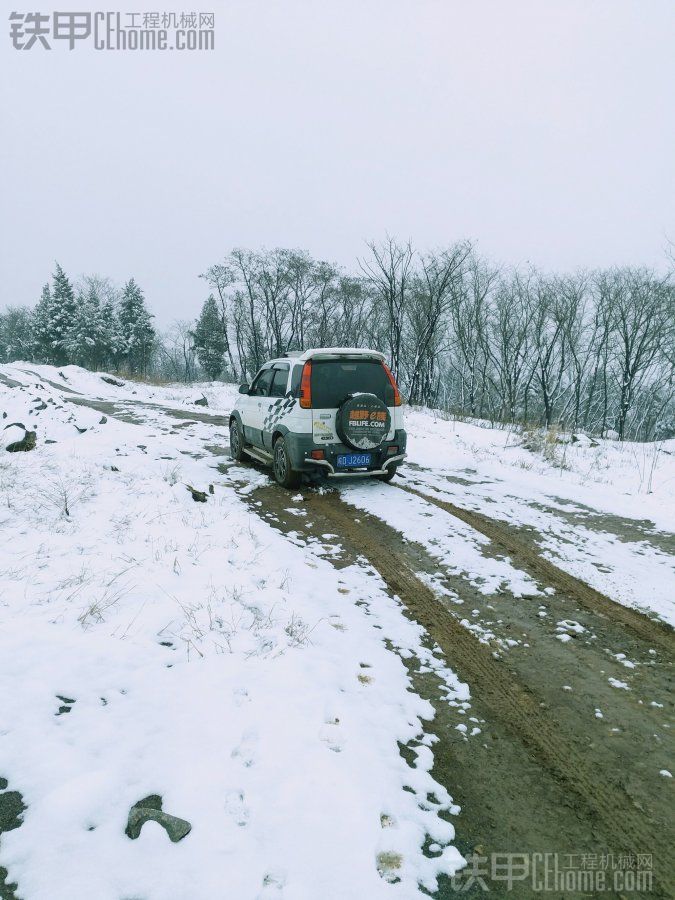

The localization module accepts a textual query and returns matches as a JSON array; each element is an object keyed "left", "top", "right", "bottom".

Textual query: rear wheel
[
  {"left": 229, "top": 419, "right": 245, "bottom": 462},
  {"left": 273, "top": 436, "right": 301, "bottom": 489},
  {"left": 376, "top": 465, "right": 398, "bottom": 483}
]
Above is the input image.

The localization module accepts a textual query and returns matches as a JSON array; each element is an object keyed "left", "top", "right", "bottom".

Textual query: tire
[
  {"left": 273, "top": 436, "right": 301, "bottom": 489},
  {"left": 229, "top": 418, "right": 246, "bottom": 462},
  {"left": 376, "top": 465, "right": 398, "bottom": 483}
]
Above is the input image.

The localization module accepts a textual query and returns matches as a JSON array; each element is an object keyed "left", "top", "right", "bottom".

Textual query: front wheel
[
  {"left": 376, "top": 465, "right": 398, "bottom": 483},
  {"left": 229, "top": 419, "right": 245, "bottom": 462},
  {"left": 273, "top": 437, "right": 301, "bottom": 489}
]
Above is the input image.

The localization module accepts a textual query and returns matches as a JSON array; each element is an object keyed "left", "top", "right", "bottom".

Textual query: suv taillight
[
  {"left": 383, "top": 363, "right": 402, "bottom": 407},
  {"left": 299, "top": 360, "right": 312, "bottom": 408}
]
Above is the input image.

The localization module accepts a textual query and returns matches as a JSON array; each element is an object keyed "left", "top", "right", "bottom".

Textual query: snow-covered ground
[
  {"left": 1, "top": 363, "right": 673, "bottom": 899},
  {"left": 404, "top": 405, "right": 675, "bottom": 529},
  {"left": 392, "top": 407, "right": 675, "bottom": 626},
  {"left": 0, "top": 364, "right": 466, "bottom": 900}
]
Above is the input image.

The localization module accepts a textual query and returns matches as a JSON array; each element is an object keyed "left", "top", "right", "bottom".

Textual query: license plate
[{"left": 337, "top": 453, "right": 372, "bottom": 468}]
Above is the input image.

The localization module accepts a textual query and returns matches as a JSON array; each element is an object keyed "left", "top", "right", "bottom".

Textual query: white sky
[{"left": 1, "top": 0, "right": 673, "bottom": 325}]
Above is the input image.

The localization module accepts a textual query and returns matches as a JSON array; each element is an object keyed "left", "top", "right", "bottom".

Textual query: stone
[
  {"left": 125, "top": 795, "right": 191, "bottom": 843},
  {"left": 186, "top": 484, "right": 207, "bottom": 502},
  {"left": 0, "top": 787, "right": 25, "bottom": 833},
  {"left": 55, "top": 695, "right": 75, "bottom": 716},
  {"left": 6, "top": 430, "right": 36, "bottom": 453}
]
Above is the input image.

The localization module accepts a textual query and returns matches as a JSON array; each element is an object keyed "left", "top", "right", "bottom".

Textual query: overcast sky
[{"left": 1, "top": 0, "right": 673, "bottom": 325}]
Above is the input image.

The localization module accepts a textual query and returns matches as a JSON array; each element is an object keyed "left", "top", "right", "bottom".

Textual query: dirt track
[
  {"left": 397, "top": 482, "right": 674, "bottom": 654},
  {"left": 243, "top": 479, "right": 674, "bottom": 898}
]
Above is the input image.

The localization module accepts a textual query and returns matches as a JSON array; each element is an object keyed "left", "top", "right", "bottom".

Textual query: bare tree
[
  {"left": 447, "top": 257, "right": 498, "bottom": 417},
  {"left": 156, "top": 321, "right": 197, "bottom": 382},
  {"left": 484, "top": 273, "right": 533, "bottom": 423},
  {"left": 605, "top": 268, "right": 671, "bottom": 439},
  {"left": 403, "top": 243, "right": 471, "bottom": 404},
  {"left": 360, "top": 238, "right": 414, "bottom": 380}
]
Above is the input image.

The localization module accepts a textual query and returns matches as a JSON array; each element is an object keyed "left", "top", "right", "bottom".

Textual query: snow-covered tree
[
  {"left": 29, "top": 264, "right": 79, "bottom": 364},
  {"left": 191, "top": 294, "right": 226, "bottom": 379},
  {"left": 99, "top": 297, "right": 124, "bottom": 370},
  {"left": 49, "top": 263, "right": 78, "bottom": 364},
  {"left": 0, "top": 306, "right": 33, "bottom": 363},
  {"left": 31, "top": 283, "right": 57, "bottom": 362},
  {"left": 118, "top": 278, "right": 155, "bottom": 375},
  {"left": 66, "top": 285, "right": 101, "bottom": 368},
  {"left": 78, "top": 275, "right": 125, "bottom": 370}
]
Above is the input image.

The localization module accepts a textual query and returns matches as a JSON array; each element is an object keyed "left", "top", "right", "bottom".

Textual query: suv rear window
[{"left": 310, "top": 359, "right": 394, "bottom": 408}]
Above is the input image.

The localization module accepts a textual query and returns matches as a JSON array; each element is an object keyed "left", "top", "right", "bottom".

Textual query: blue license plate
[{"left": 337, "top": 453, "right": 372, "bottom": 468}]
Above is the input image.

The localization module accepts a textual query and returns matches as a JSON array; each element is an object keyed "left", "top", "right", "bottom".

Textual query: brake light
[
  {"left": 386, "top": 445, "right": 399, "bottom": 455},
  {"left": 310, "top": 449, "right": 325, "bottom": 460},
  {"left": 299, "top": 360, "right": 312, "bottom": 408},
  {"left": 383, "top": 363, "right": 402, "bottom": 406}
]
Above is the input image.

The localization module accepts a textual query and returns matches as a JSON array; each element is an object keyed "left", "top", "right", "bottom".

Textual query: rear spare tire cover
[{"left": 336, "top": 393, "right": 391, "bottom": 451}]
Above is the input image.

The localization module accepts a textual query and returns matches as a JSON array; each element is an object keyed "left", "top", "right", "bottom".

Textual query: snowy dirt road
[
  {"left": 237, "top": 483, "right": 674, "bottom": 899},
  {"left": 1, "top": 366, "right": 673, "bottom": 899}
]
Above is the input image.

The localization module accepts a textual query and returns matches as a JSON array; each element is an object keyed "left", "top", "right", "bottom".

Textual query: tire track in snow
[
  {"left": 298, "top": 490, "right": 674, "bottom": 898},
  {"left": 396, "top": 482, "right": 674, "bottom": 654}
]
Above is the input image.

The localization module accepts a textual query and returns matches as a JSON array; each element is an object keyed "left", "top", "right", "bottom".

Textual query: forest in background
[{"left": 1, "top": 241, "right": 673, "bottom": 441}]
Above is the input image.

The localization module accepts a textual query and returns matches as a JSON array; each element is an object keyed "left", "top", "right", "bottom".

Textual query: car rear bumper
[
  {"left": 286, "top": 429, "right": 407, "bottom": 476},
  {"left": 309, "top": 453, "right": 405, "bottom": 477}
]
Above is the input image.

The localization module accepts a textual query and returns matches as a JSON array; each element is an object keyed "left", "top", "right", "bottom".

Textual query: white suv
[{"left": 229, "top": 348, "right": 406, "bottom": 488}]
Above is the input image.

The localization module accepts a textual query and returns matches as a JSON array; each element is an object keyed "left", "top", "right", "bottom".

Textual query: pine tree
[
  {"left": 192, "top": 294, "right": 226, "bottom": 379},
  {"left": 32, "top": 283, "right": 56, "bottom": 362},
  {"left": 49, "top": 263, "right": 78, "bottom": 364},
  {"left": 67, "top": 287, "right": 93, "bottom": 367},
  {"left": 67, "top": 285, "right": 105, "bottom": 368},
  {"left": 99, "top": 297, "right": 124, "bottom": 371},
  {"left": 119, "top": 278, "right": 155, "bottom": 375},
  {"left": 0, "top": 307, "right": 33, "bottom": 363}
]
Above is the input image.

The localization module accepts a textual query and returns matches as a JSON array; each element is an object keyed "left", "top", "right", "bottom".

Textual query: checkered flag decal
[{"left": 263, "top": 392, "right": 296, "bottom": 432}]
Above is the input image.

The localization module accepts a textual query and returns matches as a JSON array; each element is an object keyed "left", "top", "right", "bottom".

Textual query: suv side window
[
  {"left": 290, "top": 364, "right": 302, "bottom": 397},
  {"left": 251, "top": 368, "right": 275, "bottom": 396},
  {"left": 270, "top": 365, "right": 290, "bottom": 398}
]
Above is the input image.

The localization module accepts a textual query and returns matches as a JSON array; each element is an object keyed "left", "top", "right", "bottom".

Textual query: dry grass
[
  {"left": 376, "top": 851, "right": 403, "bottom": 882},
  {"left": 522, "top": 425, "right": 570, "bottom": 469}
]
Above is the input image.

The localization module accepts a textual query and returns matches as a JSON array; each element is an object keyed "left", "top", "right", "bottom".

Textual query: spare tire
[{"left": 336, "top": 393, "right": 391, "bottom": 451}]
